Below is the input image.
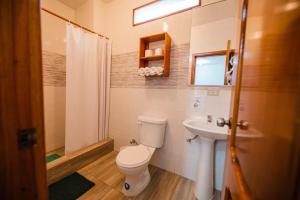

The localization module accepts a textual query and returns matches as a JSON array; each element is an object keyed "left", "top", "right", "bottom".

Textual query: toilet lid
[{"left": 116, "top": 145, "right": 152, "bottom": 168}]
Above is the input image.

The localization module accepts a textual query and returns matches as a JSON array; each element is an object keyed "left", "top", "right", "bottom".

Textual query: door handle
[
  {"left": 216, "top": 118, "right": 232, "bottom": 128},
  {"left": 217, "top": 118, "right": 249, "bottom": 130},
  {"left": 237, "top": 120, "right": 249, "bottom": 130}
]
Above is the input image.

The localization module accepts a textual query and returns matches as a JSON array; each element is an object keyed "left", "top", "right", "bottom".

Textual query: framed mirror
[{"left": 190, "top": 50, "right": 234, "bottom": 86}]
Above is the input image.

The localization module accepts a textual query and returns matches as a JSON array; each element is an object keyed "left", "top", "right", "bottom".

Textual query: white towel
[
  {"left": 157, "top": 67, "right": 163, "bottom": 73},
  {"left": 148, "top": 67, "right": 155, "bottom": 75},
  {"left": 144, "top": 67, "right": 150, "bottom": 76},
  {"left": 138, "top": 68, "right": 145, "bottom": 76}
]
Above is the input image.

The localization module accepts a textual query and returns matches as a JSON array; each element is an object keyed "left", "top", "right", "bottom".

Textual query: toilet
[{"left": 116, "top": 116, "right": 167, "bottom": 196}]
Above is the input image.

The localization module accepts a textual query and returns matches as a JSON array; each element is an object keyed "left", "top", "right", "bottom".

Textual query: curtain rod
[{"left": 41, "top": 8, "right": 110, "bottom": 40}]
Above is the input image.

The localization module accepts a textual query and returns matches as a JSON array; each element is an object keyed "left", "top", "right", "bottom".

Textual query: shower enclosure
[{"left": 41, "top": 7, "right": 111, "bottom": 162}]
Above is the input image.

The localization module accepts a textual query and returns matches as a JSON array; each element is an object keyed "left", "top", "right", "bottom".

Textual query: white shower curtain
[{"left": 65, "top": 24, "right": 111, "bottom": 154}]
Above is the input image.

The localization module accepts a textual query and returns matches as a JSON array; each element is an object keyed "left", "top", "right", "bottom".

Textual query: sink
[
  {"left": 183, "top": 117, "right": 228, "bottom": 140},
  {"left": 183, "top": 117, "right": 228, "bottom": 200}
]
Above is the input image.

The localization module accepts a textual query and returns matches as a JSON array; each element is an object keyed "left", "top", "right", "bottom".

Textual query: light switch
[{"left": 207, "top": 89, "right": 220, "bottom": 96}]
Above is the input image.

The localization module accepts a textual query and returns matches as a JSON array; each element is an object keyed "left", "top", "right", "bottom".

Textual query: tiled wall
[
  {"left": 42, "top": 51, "right": 66, "bottom": 87},
  {"left": 42, "top": 50, "right": 66, "bottom": 152},
  {"left": 111, "top": 43, "right": 190, "bottom": 89}
]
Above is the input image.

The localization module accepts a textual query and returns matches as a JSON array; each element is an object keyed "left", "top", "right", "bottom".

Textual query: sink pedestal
[
  {"left": 195, "top": 137, "right": 215, "bottom": 200},
  {"left": 182, "top": 117, "right": 228, "bottom": 200}
]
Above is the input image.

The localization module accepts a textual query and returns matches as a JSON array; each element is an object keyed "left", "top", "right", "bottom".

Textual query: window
[{"left": 133, "top": 0, "right": 200, "bottom": 26}]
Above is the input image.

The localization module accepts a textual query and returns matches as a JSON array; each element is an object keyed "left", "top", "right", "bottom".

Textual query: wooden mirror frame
[{"left": 190, "top": 50, "right": 235, "bottom": 85}]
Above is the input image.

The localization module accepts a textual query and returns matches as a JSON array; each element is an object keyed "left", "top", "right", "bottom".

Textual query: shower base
[{"left": 47, "top": 138, "right": 114, "bottom": 185}]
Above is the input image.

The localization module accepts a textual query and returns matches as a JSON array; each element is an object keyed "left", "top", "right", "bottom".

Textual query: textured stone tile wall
[
  {"left": 42, "top": 51, "right": 66, "bottom": 87},
  {"left": 111, "top": 43, "right": 190, "bottom": 89},
  {"left": 42, "top": 43, "right": 190, "bottom": 88}
]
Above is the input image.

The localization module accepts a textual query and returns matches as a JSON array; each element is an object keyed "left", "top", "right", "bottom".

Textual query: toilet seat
[{"left": 116, "top": 145, "right": 154, "bottom": 168}]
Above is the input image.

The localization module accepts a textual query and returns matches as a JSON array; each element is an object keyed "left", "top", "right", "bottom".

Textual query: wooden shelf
[
  {"left": 145, "top": 74, "right": 164, "bottom": 77},
  {"left": 139, "top": 32, "right": 171, "bottom": 77},
  {"left": 140, "top": 55, "right": 164, "bottom": 61}
]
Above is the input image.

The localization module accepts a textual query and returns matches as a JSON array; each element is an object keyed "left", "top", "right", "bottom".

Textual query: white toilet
[{"left": 116, "top": 116, "right": 167, "bottom": 196}]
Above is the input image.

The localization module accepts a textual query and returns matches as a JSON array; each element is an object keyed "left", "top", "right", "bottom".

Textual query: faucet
[
  {"left": 207, "top": 115, "right": 213, "bottom": 123},
  {"left": 129, "top": 139, "right": 138, "bottom": 145}
]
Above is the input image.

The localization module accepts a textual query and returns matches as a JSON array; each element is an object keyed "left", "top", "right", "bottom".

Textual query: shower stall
[{"left": 41, "top": 7, "right": 111, "bottom": 163}]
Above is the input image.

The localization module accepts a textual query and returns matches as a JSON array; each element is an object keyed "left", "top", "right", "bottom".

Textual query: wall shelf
[
  {"left": 140, "top": 55, "right": 164, "bottom": 61},
  {"left": 139, "top": 32, "right": 171, "bottom": 77}
]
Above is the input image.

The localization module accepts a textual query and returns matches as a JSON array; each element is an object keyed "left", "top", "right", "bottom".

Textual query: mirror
[
  {"left": 189, "top": 0, "right": 238, "bottom": 86},
  {"left": 190, "top": 51, "right": 234, "bottom": 86}
]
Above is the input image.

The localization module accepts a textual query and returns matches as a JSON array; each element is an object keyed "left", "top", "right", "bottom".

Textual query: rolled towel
[
  {"left": 150, "top": 73, "right": 156, "bottom": 76},
  {"left": 144, "top": 67, "right": 151, "bottom": 76},
  {"left": 138, "top": 68, "right": 145, "bottom": 76},
  {"left": 157, "top": 67, "right": 163, "bottom": 73},
  {"left": 144, "top": 67, "right": 150, "bottom": 72},
  {"left": 150, "top": 69, "right": 156, "bottom": 76}
]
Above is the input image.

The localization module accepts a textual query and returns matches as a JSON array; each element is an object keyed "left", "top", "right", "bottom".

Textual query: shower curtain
[{"left": 65, "top": 24, "right": 111, "bottom": 154}]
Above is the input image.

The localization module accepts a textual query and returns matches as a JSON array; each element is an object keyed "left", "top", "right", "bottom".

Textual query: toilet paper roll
[
  {"left": 154, "top": 48, "right": 163, "bottom": 56},
  {"left": 145, "top": 49, "right": 153, "bottom": 57}
]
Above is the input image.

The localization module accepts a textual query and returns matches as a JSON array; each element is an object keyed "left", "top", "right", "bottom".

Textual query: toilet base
[{"left": 122, "top": 167, "right": 150, "bottom": 196}]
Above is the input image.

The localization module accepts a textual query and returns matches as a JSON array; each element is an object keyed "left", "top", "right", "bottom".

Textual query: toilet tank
[{"left": 138, "top": 116, "right": 167, "bottom": 148}]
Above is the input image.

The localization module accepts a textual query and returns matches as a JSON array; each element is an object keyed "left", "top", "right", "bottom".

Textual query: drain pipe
[{"left": 186, "top": 135, "right": 199, "bottom": 143}]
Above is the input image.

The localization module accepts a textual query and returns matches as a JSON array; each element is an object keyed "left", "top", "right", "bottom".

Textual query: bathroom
[
  {"left": 1, "top": 0, "right": 300, "bottom": 200},
  {"left": 42, "top": 0, "right": 235, "bottom": 199}
]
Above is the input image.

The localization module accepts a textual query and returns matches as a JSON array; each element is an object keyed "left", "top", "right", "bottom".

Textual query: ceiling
[
  {"left": 58, "top": 0, "right": 87, "bottom": 9},
  {"left": 58, "top": 0, "right": 114, "bottom": 9}
]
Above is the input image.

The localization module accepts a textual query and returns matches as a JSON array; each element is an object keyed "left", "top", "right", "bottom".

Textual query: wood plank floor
[{"left": 76, "top": 151, "right": 221, "bottom": 200}]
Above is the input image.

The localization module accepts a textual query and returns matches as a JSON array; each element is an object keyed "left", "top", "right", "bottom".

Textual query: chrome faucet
[
  {"left": 207, "top": 115, "right": 213, "bottom": 123},
  {"left": 129, "top": 139, "right": 138, "bottom": 145}
]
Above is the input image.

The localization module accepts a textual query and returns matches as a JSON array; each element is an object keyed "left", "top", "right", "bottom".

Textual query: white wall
[
  {"left": 75, "top": 0, "right": 94, "bottom": 30},
  {"left": 93, "top": 0, "right": 107, "bottom": 34},
  {"left": 73, "top": 0, "right": 107, "bottom": 34},
  {"left": 41, "top": 0, "right": 75, "bottom": 55}
]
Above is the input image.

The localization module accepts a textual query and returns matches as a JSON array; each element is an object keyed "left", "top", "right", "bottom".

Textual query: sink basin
[
  {"left": 183, "top": 117, "right": 228, "bottom": 140},
  {"left": 183, "top": 117, "right": 228, "bottom": 200}
]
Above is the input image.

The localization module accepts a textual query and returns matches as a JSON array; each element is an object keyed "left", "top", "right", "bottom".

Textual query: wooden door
[
  {"left": 0, "top": 1, "right": 48, "bottom": 199},
  {"left": 222, "top": 0, "right": 300, "bottom": 199}
]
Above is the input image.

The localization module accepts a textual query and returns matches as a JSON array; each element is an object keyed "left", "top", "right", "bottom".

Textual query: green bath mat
[
  {"left": 49, "top": 172, "right": 95, "bottom": 200},
  {"left": 46, "top": 154, "right": 61, "bottom": 163}
]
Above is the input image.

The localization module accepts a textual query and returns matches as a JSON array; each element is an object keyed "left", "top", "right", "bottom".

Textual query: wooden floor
[{"left": 77, "top": 151, "right": 221, "bottom": 200}]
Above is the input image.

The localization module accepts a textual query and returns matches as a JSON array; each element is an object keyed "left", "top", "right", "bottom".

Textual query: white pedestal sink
[{"left": 183, "top": 117, "right": 228, "bottom": 200}]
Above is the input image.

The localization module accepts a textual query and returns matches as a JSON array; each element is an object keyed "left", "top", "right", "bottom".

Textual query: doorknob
[
  {"left": 216, "top": 118, "right": 232, "bottom": 128},
  {"left": 237, "top": 120, "right": 249, "bottom": 130},
  {"left": 216, "top": 118, "right": 249, "bottom": 130}
]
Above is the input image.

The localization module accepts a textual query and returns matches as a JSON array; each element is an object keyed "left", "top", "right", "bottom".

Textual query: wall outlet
[{"left": 207, "top": 89, "right": 220, "bottom": 96}]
